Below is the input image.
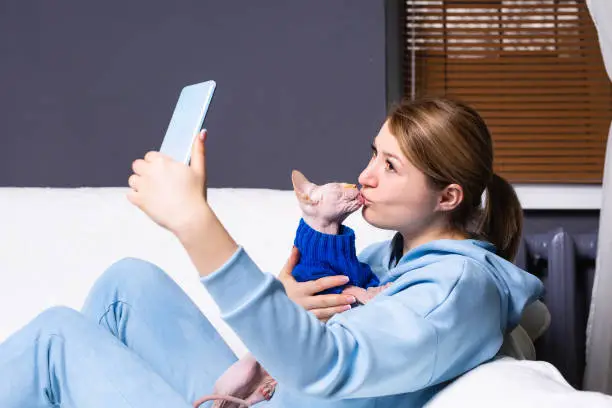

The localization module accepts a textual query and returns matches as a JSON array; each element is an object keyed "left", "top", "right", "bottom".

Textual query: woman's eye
[{"left": 385, "top": 160, "right": 395, "bottom": 172}]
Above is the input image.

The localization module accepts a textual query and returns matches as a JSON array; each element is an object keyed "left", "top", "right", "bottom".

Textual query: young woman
[{"left": 0, "top": 98, "right": 543, "bottom": 407}]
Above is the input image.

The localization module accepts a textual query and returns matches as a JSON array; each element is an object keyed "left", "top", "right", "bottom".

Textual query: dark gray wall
[{"left": 0, "top": 1, "right": 387, "bottom": 188}]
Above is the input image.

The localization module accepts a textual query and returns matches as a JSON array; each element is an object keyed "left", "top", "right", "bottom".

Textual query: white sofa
[
  {"left": 0, "top": 187, "right": 396, "bottom": 357},
  {"left": 1, "top": 187, "right": 610, "bottom": 407}
]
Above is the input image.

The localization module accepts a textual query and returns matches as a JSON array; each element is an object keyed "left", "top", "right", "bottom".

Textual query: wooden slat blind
[{"left": 404, "top": 0, "right": 612, "bottom": 183}]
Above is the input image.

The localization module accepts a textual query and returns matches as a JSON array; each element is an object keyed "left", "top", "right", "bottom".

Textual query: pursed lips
[
  {"left": 342, "top": 183, "right": 366, "bottom": 205},
  {"left": 359, "top": 191, "right": 372, "bottom": 204}
]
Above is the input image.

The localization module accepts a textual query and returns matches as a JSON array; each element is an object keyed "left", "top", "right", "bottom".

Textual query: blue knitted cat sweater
[{"left": 292, "top": 218, "right": 380, "bottom": 294}]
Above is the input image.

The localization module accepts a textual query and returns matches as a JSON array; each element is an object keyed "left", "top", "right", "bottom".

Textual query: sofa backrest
[{"left": 0, "top": 187, "right": 394, "bottom": 355}]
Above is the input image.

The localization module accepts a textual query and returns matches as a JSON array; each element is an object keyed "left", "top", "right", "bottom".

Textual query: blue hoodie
[{"left": 201, "top": 232, "right": 544, "bottom": 408}]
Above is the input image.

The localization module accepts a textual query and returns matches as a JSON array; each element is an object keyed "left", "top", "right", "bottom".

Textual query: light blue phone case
[{"left": 159, "top": 80, "right": 216, "bottom": 164}]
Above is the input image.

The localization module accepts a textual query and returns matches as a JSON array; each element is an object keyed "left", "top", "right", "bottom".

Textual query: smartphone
[{"left": 159, "top": 80, "right": 216, "bottom": 164}]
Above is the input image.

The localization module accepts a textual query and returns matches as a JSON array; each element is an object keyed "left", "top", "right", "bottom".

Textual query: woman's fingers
[
  {"left": 277, "top": 247, "right": 301, "bottom": 291},
  {"left": 190, "top": 129, "right": 208, "bottom": 200},
  {"left": 303, "top": 275, "right": 350, "bottom": 296},
  {"left": 311, "top": 305, "right": 353, "bottom": 323},
  {"left": 131, "top": 159, "right": 148, "bottom": 175},
  {"left": 277, "top": 249, "right": 348, "bottom": 297},
  {"left": 276, "top": 248, "right": 354, "bottom": 323},
  {"left": 283, "top": 247, "right": 300, "bottom": 273},
  {"left": 128, "top": 174, "right": 140, "bottom": 191},
  {"left": 277, "top": 248, "right": 300, "bottom": 288},
  {"left": 144, "top": 151, "right": 165, "bottom": 163},
  {"left": 300, "top": 293, "right": 356, "bottom": 311}
]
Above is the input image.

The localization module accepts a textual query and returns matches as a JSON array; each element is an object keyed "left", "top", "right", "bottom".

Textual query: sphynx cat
[{"left": 193, "top": 170, "right": 391, "bottom": 408}]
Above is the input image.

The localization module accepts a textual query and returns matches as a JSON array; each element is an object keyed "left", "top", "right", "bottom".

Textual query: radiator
[{"left": 515, "top": 229, "right": 598, "bottom": 389}]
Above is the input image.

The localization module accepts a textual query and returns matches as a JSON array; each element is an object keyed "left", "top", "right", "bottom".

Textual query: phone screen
[{"left": 159, "top": 80, "right": 216, "bottom": 164}]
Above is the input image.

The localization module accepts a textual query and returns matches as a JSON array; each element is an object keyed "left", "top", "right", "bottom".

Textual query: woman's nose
[{"left": 358, "top": 168, "right": 376, "bottom": 188}]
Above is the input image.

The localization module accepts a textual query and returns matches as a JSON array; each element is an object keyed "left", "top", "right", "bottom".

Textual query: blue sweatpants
[{"left": 0, "top": 257, "right": 242, "bottom": 408}]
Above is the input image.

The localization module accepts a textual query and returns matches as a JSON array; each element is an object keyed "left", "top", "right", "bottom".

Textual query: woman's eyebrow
[{"left": 371, "top": 141, "right": 403, "bottom": 163}]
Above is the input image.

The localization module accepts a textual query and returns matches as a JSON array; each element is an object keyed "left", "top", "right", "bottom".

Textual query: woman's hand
[
  {"left": 278, "top": 247, "right": 357, "bottom": 323},
  {"left": 126, "top": 129, "right": 209, "bottom": 236}
]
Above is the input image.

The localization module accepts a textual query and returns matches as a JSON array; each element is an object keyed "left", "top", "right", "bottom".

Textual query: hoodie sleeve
[{"left": 201, "top": 247, "right": 504, "bottom": 399}]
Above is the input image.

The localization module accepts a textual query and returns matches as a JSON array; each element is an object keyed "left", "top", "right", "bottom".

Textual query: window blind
[{"left": 404, "top": 0, "right": 612, "bottom": 183}]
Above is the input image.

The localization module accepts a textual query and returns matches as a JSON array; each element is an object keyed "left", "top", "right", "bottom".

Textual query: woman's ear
[{"left": 436, "top": 183, "right": 464, "bottom": 212}]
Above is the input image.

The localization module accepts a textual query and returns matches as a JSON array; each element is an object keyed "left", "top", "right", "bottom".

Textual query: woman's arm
[
  {"left": 173, "top": 202, "right": 239, "bottom": 277},
  {"left": 197, "top": 247, "right": 505, "bottom": 399}
]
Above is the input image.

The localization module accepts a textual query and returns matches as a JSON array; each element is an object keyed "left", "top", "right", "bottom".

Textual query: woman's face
[{"left": 358, "top": 121, "right": 441, "bottom": 234}]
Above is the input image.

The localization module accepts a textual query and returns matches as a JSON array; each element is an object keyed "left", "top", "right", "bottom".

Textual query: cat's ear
[{"left": 291, "top": 170, "right": 318, "bottom": 204}]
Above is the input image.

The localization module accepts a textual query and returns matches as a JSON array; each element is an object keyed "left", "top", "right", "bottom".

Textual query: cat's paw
[
  {"left": 341, "top": 286, "right": 373, "bottom": 305},
  {"left": 342, "top": 283, "right": 392, "bottom": 305},
  {"left": 365, "top": 282, "right": 393, "bottom": 296},
  {"left": 212, "top": 354, "right": 262, "bottom": 399},
  {"left": 244, "top": 377, "right": 278, "bottom": 405},
  {"left": 211, "top": 353, "right": 277, "bottom": 407}
]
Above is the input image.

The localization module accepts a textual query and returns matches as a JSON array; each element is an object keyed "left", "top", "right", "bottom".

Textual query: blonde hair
[{"left": 387, "top": 97, "right": 522, "bottom": 261}]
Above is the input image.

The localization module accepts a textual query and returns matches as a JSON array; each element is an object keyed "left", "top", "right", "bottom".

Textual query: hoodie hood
[{"left": 362, "top": 237, "right": 545, "bottom": 333}]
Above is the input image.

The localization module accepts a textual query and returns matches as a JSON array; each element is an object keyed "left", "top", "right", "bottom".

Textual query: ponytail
[{"left": 476, "top": 173, "right": 523, "bottom": 262}]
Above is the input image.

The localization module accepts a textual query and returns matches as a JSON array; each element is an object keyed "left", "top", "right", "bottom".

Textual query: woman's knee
[
  {"left": 26, "top": 306, "right": 115, "bottom": 349},
  {"left": 92, "top": 257, "right": 172, "bottom": 297},
  {"left": 30, "top": 306, "right": 87, "bottom": 334}
]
